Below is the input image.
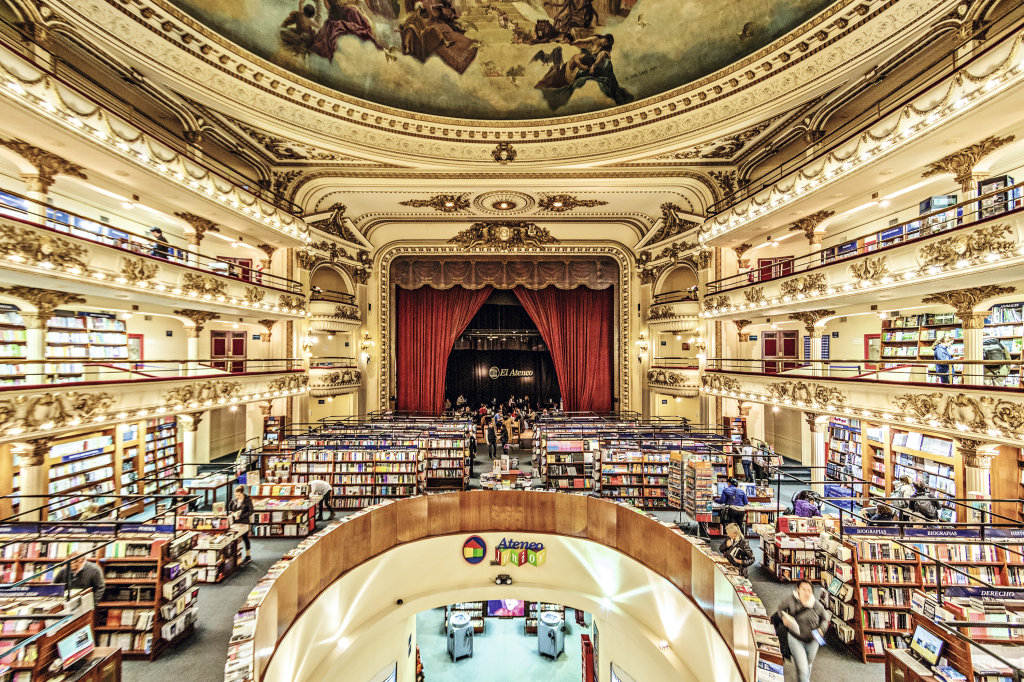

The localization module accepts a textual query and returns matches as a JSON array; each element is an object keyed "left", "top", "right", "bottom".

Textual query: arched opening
[
  {"left": 655, "top": 266, "right": 698, "bottom": 303},
  {"left": 310, "top": 265, "right": 354, "bottom": 304}
]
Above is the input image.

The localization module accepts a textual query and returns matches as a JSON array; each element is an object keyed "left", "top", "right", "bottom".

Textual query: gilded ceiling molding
[
  {"left": 120, "top": 257, "right": 159, "bottom": 286},
  {"left": 764, "top": 381, "right": 847, "bottom": 406},
  {"left": 780, "top": 272, "right": 828, "bottom": 297},
  {"left": 892, "top": 392, "right": 1024, "bottom": 437},
  {"left": 787, "top": 309, "right": 835, "bottom": 334},
  {"left": 181, "top": 272, "right": 228, "bottom": 297},
  {"left": 744, "top": 287, "right": 766, "bottom": 304},
  {"left": 657, "top": 241, "right": 699, "bottom": 265},
  {"left": 0, "top": 286, "right": 85, "bottom": 319},
  {"left": 268, "top": 375, "right": 309, "bottom": 392},
  {"left": 0, "top": 391, "right": 116, "bottom": 435},
  {"left": 0, "top": 139, "right": 87, "bottom": 191},
  {"left": 648, "top": 119, "right": 777, "bottom": 161},
  {"left": 449, "top": 222, "right": 558, "bottom": 251},
  {"left": 921, "top": 285, "right": 1016, "bottom": 320},
  {"left": 308, "top": 204, "right": 363, "bottom": 244},
  {"left": 255, "top": 244, "right": 277, "bottom": 260},
  {"left": 399, "top": 194, "right": 471, "bottom": 213},
  {"left": 708, "top": 170, "right": 739, "bottom": 195},
  {"left": 733, "top": 319, "right": 752, "bottom": 342},
  {"left": 377, "top": 244, "right": 632, "bottom": 412},
  {"left": 258, "top": 319, "right": 276, "bottom": 341},
  {"left": 230, "top": 119, "right": 360, "bottom": 162},
  {"left": 164, "top": 380, "right": 242, "bottom": 407},
  {"left": 700, "top": 374, "right": 741, "bottom": 393},
  {"left": 537, "top": 194, "right": 609, "bottom": 212},
  {"left": 645, "top": 204, "right": 701, "bottom": 246},
  {"left": 850, "top": 256, "right": 889, "bottom": 285},
  {"left": 922, "top": 135, "right": 1016, "bottom": 191},
  {"left": 646, "top": 370, "right": 698, "bottom": 396},
  {"left": 173, "top": 211, "right": 220, "bottom": 245},
  {"left": 245, "top": 288, "right": 265, "bottom": 305},
  {"left": 334, "top": 305, "right": 360, "bottom": 321},
  {"left": 917, "top": 224, "right": 1016, "bottom": 273},
  {"left": 788, "top": 210, "right": 836, "bottom": 245},
  {"left": 174, "top": 308, "right": 220, "bottom": 333},
  {"left": 703, "top": 295, "right": 732, "bottom": 312},
  {"left": 0, "top": 224, "right": 89, "bottom": 272},
  {"left": 492, "top": 142, "right": 516, "bottom": 164},
  {"left": 279, "top": 295, "right": 306, "bottom": 312},
  {"left": 59, "top": 0, "right": 934, "bottom": 164},
  {"left": 648, "top": 306, "right": 674, "bottom": 322}
]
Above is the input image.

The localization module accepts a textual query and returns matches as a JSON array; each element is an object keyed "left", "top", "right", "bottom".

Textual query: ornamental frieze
[
  {"left": 765, "top": 381, "right": 846, "bottom": 407},
  {"left": 702, "top": 295, "right": 731, "bottom": 312},
  {"left": 334, "top": 305, "right": 360, "bottom": 321},
  {"left": 0, "top": 224, "right": 89, "bottom": 272},
  {"left": 537, "top": 194, "right": 608, "bottom": 212},
  {"left": 268, "top": 375, "right": 309, "bottom": 392},
  {"left": 181, "top": 272, "right": 228, "bottom": 297},
  {"left": 164, "top": 381, "right": 242, "bottom": 408},
  {"left": 449, "top": 222, "right": 558, "bottom": 251},
  {"left": 399, "top": 194, "right": 470, "bottom": 213},
  {"left": 279, "top": 295, "right": 306, "bottom": 312},
  {"left": 779, "top": 272, "right": 827, "bottom": 297},
  {"left": 917, "top": 223, "right": 1016, "bottom": 273},
  {"left": 0, "top": 391, "right": 115, "bottom": 434},
  {"left": 849, "top": 256, "right": 889, "bottom": 285},
  {"left": 700, "top": 374, "right": 741, "bottom": 393},
  {"left": 744, "top": 287, "right": 766, "bottom": 304},
  {"left": 121, "top": 257, "right": 159, "bottom": 286},
  {"left": 648, "top": 306, "right": 674, "bottom": 321},
  {"left": 245, "top": 287, "right": 266, "bottom": 305},
  {"left": 647, "top": 369, "right": 694, "bottom": 387},
  {"left": 891, "top": 392, "right": 1024, "bottom": 436}
]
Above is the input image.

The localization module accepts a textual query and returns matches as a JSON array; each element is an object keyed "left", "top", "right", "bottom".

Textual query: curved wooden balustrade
[{"left": 245, "top": 490, "right": 776, "bottom": 682}]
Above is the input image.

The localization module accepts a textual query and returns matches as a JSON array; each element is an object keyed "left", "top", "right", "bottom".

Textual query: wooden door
[
  {"left": 755, "top": 257, "right": 794, "bottom": 282},
  {"left": 762, "top": 330, "right": 798, "bottom": 373},
  {"left": 211, "top": 331, "right": 246, "bottom": 372}
]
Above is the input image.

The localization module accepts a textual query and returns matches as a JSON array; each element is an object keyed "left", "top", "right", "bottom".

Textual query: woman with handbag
[{"left": 721, "top": 523, "right": 755, "bottom": 577}]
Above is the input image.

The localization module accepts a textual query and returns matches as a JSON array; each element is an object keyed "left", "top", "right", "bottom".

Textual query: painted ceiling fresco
[{"left": 168, "top": 0, "right": 836, "bottom": 120}]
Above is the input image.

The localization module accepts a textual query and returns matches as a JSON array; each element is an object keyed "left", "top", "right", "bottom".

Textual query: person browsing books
[
  {"left": 776, "top": 580, "right": 829, "bottom": 682},
  {"left": 932, "top": 335, "right": 954, "bottom": 384},
  {"left": 793, "top": 491, "right": 821, "bottom": 518},
  {"left": 53, "top": 554, "right": 105, "bottom": 602},
  {"left": 739, "top": 439, "right": 755, "bottom": 482},
  {"left": 716, "top": 478, "right": 748, "bottom": 534},
  {"left": 721, "top": 523, "right": 755, "bottom": 577},
  {"left": 308, "top": 479, "right": 334, "bottom": 521},
  {"left": 227, "top": 485, "right": 254, "bottom": 563}
]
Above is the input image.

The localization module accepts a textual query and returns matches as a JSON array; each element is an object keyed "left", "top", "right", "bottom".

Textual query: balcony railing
[
  {"left": 706, "top": 357, "right": 1024, "bottom": 389},
  {"left": 310, "top": 357, "right": 357, "bottom": 369},
  {"left": 651, "top": 288, "right": 698, "bottom": 304},
  {"left": 310, "top": 288, "right": 356, "bottom": 305},
  {"left": 651, "top": 357, "right": 700, "bottom": 369},
  {"left": 0, "top": 188, "right": 302, "bottom": 293},
  {"left": 706, "top": 9, "right": 1023, "bottom": 215},
  {"left": 706, "top": 181, "right": 1024, "bottom": 294},
  {"left": 0, "top": 358, "right": 304, "bottom": 388}
]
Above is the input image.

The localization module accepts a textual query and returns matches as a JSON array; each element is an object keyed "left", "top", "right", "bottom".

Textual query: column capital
[
  {"left": 0, "top": 138, "right": 88, "bottom": 192},
  {"left": 181, "top": 412, "right": 204, "bottom": 432},
  {"left": 0, "top": 287, "right": 86, "bottom": 320},
  {"left": 174, "top": 309, "right": 220, "bottom": 335},
  {"left": 21, "top": 437, "right": 53, "bottom": 467},
  {"left": 922, "top": 286, "right": 1016, "bottom": 319},
  {"left": 788, "top": 309, "right": 836, "bottom": 336},
  {"left": 788, "top": 211, "right": 835, "bottom": 245},
  {"left": 20, "top": 313, "right": 45, "bottom": 330},
  {"left": 185, "top": 327, "right": 201, "bottom": 339},
  {"left": 962, "top": 313, "right": 989, "bottom": 329},
  {"left": 922, "top": 135, "right": 1016, "bottom": 192},
  {"left": 956, "top": 437, "right": 994, "bottom": 469},
  {"left": 803, "top": 411, "right": 827, "bottom": 432},
  {"left": 258, "top": 401, "right": 274, "bottom": 417},
  {"left": 174, "top": 211, "right": 220, "bottom": 246}
]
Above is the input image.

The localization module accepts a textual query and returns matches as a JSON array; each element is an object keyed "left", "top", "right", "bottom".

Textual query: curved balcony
[
  {"left": 0, "top": 358, "right": 306, "bottom": 443},
  {"left": 231, "top": 491, "right": 767, "bottom": 682},
  {"left": 647, "top": 358, "right": 700, "bottom": 397},
  {"left": 647, "top": 293, "right": 700, "bottom": 332},
  {"left": 309, "top": 359, "right": 361, "bottom": 397},
  {"left": 309, "top": 290, "right": 360, "bottom": 332},
  {"left": 701, "top": 358, "right": 1024, "bottom": 448},
  {"left": 0, "top": 199, "right": 308, "bottom": 317},
  {"left": 702, "top": 188, "right": 1024, "bottom": 320}
]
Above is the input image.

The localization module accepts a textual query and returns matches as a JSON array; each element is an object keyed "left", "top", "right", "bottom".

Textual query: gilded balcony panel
[
  {"left": 309, "top": 366, "right": 362, "bottom": 397},
  {"left": 309, "top": 301, "right": 361, "bottom": 333},
  {"left": 647, "top": 367, "right": 700, "bottom": 397}
]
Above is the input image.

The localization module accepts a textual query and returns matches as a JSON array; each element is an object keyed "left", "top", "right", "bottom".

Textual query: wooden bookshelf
[
  {"left": 419, "top": 437, "right": 466, "bottom": 492},
  {"left": 826, "top": 417, "right": 862, "bottom": 490},
  {"left": 545, "top": 440, "right": 594, "bottom": 492},
  {"left": 0, "top": 307, "right": 27, "bottom": 387},
  {"left": 142, "top": 417, "right": 180, "bottom": 512},
  {"left": 0, "top": 597, "right": 99, "bottom": 682},
  {"left": 640, "top": 444, "right": 671, "bottom": 510},
  {"left": 757, "top": 515, "right": 834, "bottom": 581},
  {"left": 247, "top": 484, "right": 316, "bottom": 538},
  {"left": 45, "top": 311, "right": 127, "bottom": 382},
  {"left": 174, "top": 514, "right": 245, "bottom": 583}
]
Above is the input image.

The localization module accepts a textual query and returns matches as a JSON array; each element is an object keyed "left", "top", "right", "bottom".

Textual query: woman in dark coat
[{"left": 721, "top": 523, "right": 755, "bottom": 577}]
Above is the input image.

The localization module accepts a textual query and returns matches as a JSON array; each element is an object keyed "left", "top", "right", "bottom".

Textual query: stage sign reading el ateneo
[
  {"left": 488, "top": 367, "right": 534, "bottom": 379},
  {"left": 446, "top": 350, "right": 558, "bottom": 406}
]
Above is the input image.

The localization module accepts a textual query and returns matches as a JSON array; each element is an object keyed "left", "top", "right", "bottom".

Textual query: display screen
[
  {"left": 487, "top": 600, "right": 525, "bottom": 617},
  {"left": 910, "top": 625, "right": 944, "bottom": 665},
  {"left": 57, "top": 624, "right": 94, "bottom": 667}
]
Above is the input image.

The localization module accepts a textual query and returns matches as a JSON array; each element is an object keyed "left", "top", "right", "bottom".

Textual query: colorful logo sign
[
  {"left": 462, "top": 536, "right": 487, "bottom": 564},
  {"left": 494, "top": 538, "right": 546, "bottom": 567}
]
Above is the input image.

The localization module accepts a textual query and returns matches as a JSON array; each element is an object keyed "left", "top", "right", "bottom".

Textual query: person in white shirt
[
  {"left": 740, "top": 439, "right": 755, "bottom": 482},
  {"left": 308, "top": 479, "right": 334, "bottom": 520}
]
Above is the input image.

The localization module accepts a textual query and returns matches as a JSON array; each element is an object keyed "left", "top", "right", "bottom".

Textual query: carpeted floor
[
  {"left": 123, "top": 451, "right": 883, "bottom": 682},
  {"left": 416, "top": 606, "right": 588, "bottom": 682}
]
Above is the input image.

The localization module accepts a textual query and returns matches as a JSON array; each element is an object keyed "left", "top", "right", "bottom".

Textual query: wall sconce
[
  {"left": 360, "top": 331, "right": 375, "bottom": 364},
  {"left": 301, "top": 334, "right": 315, "bottom": 358},
  {"left": 635, "top": 333, "right": 649, "bottom": 363}
]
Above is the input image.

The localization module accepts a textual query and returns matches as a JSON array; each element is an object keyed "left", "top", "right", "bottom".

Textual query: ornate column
[
  {"left": 180, "top": 413, "right": 205, "bottom": 479},
  {"left": 956, "top": 437, "right": 992, "bottom": 502},
  {"left": 789, "top": 309, "right": 836, "bottom": 377},
  {"left": 0, "top": 139, "right": 87, "bottom": 222},
  {"left": 922, "top": 135, "right": 1015, "bottom": 224},
  {"left": 19, "top": 437, "right": 52, "bottom": 522},
  {"left": 922, "top": 286, "right": 1015, "bottom": 386},
  {"left": 174, "top": 212, "right": 219, "bottom": 264},
  {"left": 804, "top": 412, "right": 828, "bottom": 495},
  {"left": 789, "top": 211, "right": 835, "bottom": 255},
  {"left": 174, "top": 309, "right": 220, "bottom": 376}
]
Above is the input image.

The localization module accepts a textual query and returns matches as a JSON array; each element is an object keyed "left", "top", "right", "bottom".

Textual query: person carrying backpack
[
  {"left": 910, "top": 482, "right": 939, "bottom": 522},
  {"left": 716, "top": 478, "right": 749, "bottom": 535},
  {"left": 983, "top": 331, "right": 1011, "bottom": 386}
]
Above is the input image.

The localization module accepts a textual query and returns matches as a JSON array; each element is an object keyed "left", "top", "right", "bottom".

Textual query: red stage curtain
[
  {"left": 513, "top": 286, "right": 613, "bottom": 413},
  {"left": 396, "top": 285, "right": 493, "bottom": 413}
]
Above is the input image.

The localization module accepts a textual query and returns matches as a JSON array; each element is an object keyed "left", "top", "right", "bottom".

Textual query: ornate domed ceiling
[{"left": 164, "top": 0, "right": 836, "bottom": 120}]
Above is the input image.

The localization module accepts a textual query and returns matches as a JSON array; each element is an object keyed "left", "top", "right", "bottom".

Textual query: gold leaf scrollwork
[
  {"left": 121, "top": 257, "right": 158, "bottom": 286},
  {"left": 0, "top": 224, "right": 89, "bottom": 272},
  {"left": 492, "top": 141, "right": 516, "bottom": 164},
  {"left": 245, "top": 288, "right": 266, "bottom": 305},
  {"left": 537, "top": 194, "right": 608, "bottom": 212},
  {"left": 764, "top": 381, "right": 847, "bottom": 406},
  {"left": 268, "top": 375, "right": 310, "bottom": 392},
  {"left": 780, "top": 272, "right": 828, "bottom": 297},
  {"left": 0, "top": 286, "right": 86, "bottom": 320},
  {"left": 0, "top": 391, "right": 116, "bottom": 434},
  {"left": 702, "top": 295, "right": 731, "bottom": 311},
  {"left": 648, "top": 305, "right": 674, "bottom": 321},
  {"left": 917, "top": 224, "right": 1016, "bottom": 273},
  {"left": 744, "top": 287, "right": 765, "bottom": 304},
  {"left": 448, "top": 222, "right": 558, "bottom": 251},
  {"left": 279, "top": 295, "right": 306, "bottom": 312},
  {"left": 700, "top": 375, "right": 741, "bottom": 392},
  {"left": 399, "top": 194, "right": 470, "bottom": 212},
  {"left": 334, "top": 305, "right": 360, "bottom": 321},
  {"left": 646, "top": 369, "right": 693, "bottom": 387},
  {"left": 163, "top": 381, "right": 242, "bottom": 407},
  {"left": 181, "top": 272, "right": 228, "bottom": 297},
  {"left": 850, "top": 257, "right": 889, "bottom": 285}
]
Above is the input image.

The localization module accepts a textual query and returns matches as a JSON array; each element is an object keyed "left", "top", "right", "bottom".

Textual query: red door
[
  {"left": 211, "top": 331, "right": 246, "bottom": 372},
  {"left": 762, "top": 331, "right": 798, "bottom": 373},
  {"left": 756, "top": 257, "right": 794, "bottom": 282}
]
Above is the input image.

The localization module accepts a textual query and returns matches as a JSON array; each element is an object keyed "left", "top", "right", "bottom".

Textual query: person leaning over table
[
  {"left": 53, "top": 553, "right": 105, "bottom": 603},
  {"left": 716, "top": 477, "right": 748, "bottom": 535},
  {"left": 308, "top": 478, "right": 334, "bottom": 521},
  {"left": 776, "top": 580, "right": 829, "bottom": 682},
  {"left": 720, "top": 523, "right": 755, "bottom": 577},
  {"left": 227, "top": 485, "right": 254, "bottom": 563}
]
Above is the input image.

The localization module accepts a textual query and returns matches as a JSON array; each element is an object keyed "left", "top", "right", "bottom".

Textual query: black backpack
[{"left": 912, "top": 494, "right": 939, "bottom": 521}]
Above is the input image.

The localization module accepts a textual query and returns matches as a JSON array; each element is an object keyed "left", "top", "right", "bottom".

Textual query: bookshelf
[
  {"left": 143, "top": 417, "right": 180, "bottom": 511},
  {"left": 261, "top": 415, "right": 293, "bottom": 484},
  {"left": 46, "top": 312, "right": 127, "bottom": 382},
  {"left": 0, "top": 307, "right": 27, "bottom": 387},
  {"left": 601, "top": 441, "right": 642, "bottom": 505},
  {"left": 683, "top": 460, "right": 714, "bottom": 524},
  {"left": 0, "top": 594, "right": 99, "bottom": 682},
  {"left": 890, "top": 429, "right": 957, "bottom": 511},
  {"left": 545, "top": 439, "right": 594, "bottom": 492},
  {"left": 445, "top": 602, "right": 485, "bottom": 634},
  {"left": 667, "top": 447, "right": 685, "bottom": 509},
  {"left": 862, "top": 423, "right": 890, "bottom": 503},
  {"left": 524, "top": 601, "right": 539, "bottom": 634},
  {"left": 420, "top": 436, "right": 467, "bottom": 492},
  {"left": 174, "top": 514, "right": 245, "bottom": 583},
  {"left": 247, "top": 484, "right": 316, "bottom": 538},
  {"left": 827, "top": 418, "right": 863, "bottom": 491},
  {"left": 640, "top": 442, "right": 672, "bottom": 510},
  {"left": 45, "top": 430, "right": 118, "bottom": 521}
]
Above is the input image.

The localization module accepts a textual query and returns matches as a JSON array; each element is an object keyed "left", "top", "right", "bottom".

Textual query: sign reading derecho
[{"left": 488, "top": 366, "right": 534, "bottom": 379}]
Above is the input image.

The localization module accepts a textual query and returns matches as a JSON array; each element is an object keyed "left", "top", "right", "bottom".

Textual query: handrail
[
  {"left": 0, "top": 189, "right": 302, "bottom": 293},
  {"left": 310, "top": 288, "right": 356, "bottom": 305},
  {"left": 238, "top": 491, "right": 765, "bottom": 682},
  {"left": 652, "top": 289, "right": 699, "bottom": 304},
  {"left": 707, "top": 10, "right": 1024, "bottom": 215},
  {"left": 706, "top": 357, "right": 1023, "bottom": 386},
  {"left": 0, "top": 359, "right": 304, "bottom": 389},
  {"left": 707, "top": 180, "right": 1024, "bottom": 292},
  {"left": 0, "top": 22, "right": 300, "bottom": 214}
]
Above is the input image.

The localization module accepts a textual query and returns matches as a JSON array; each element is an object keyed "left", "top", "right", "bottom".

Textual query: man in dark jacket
[
  {"left": 53, "top": 554, "right": 105, "bottom": 602},
  {"left": 777, "top": 580, "right": 829, "bottom": 682},
  {"left": 716, "top": 478, "right": 749, "bottom": 535},
  {"left": 983, "top": 333, "right": 1010, "bottom": 386},
  {"left": 228, "top": 485, "right": 255, "bottom": 563}
]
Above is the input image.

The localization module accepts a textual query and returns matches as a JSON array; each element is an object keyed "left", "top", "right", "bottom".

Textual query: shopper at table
[
  {"left": 716, "top": 478, "right": 748, "bottom": 534},
  {"left": 866, "top": 503, "right": 897, "bottom": 526},
  {"left": 228, "top": 485, "right": 254, "bottom": 563},
  {"left": 308, "top": 479, "right": 334, "bottom": 521},
  {"left": 53, "top": 553, "right": 105, "bottom": 602},
  {"left": 776, "top": 580, "right": 829, "bottom": 682},
  {"left": 793, "top": 491, "right": 821, "bottom": 518},
  {"left": 721, "top": 523, "right": 755, "bottom": 577}
]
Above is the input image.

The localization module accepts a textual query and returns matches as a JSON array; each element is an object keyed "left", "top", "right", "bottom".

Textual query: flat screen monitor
[
  {"left": 57, "top": 624, "right": 94, "bottom": 667},
  {"left": 487, "top": 599, "right": 525, "bottom": 617},
  {"left": 910, "top": 625, "right": 944, "bottom": 665}
]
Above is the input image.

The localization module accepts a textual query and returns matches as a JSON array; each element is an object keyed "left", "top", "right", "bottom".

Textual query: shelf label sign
[
  {"left": 462, "top": 535, "right": 487, "bottom": 565},
  {"left": 0, "top": 584, "right": 65, "bottom": 597},
  {"left": 494, "top": 538, "right": 546, "bottom": 567}
]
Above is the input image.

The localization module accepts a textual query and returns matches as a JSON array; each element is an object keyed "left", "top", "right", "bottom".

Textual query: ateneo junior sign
[
  {"left": 494, "top": 538, "right": 546, "bottom": 567},
  {"left": 488, "top": 366, "right": 534, "bottom": 379}
]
